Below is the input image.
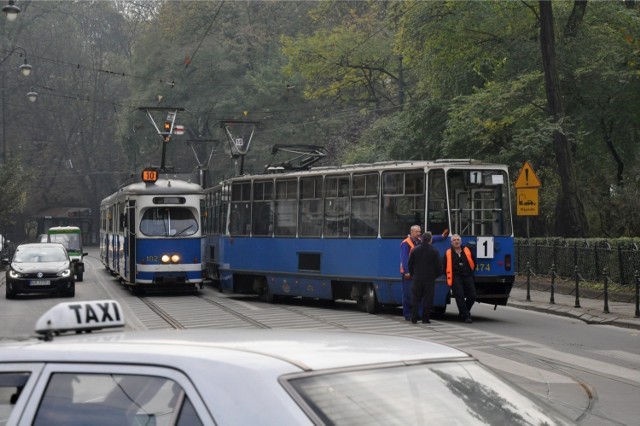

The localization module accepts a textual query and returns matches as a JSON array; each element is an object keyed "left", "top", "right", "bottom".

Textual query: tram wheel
[
  {"left": 260, "top": 284, "right": 275, "bottom": 304},
  {"left": 358, "top": 284, "right": 378, "bottom": 314}
]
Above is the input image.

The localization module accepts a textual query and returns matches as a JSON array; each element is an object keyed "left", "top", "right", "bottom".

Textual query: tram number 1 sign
[{"left": 476, "top": 237, "right": 494, "bottom": 259}]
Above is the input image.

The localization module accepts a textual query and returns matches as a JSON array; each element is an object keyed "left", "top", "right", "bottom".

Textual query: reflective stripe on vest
[
  {"left": 400, "top": 237, "right": 415, "bottom": 274},
  {"left": 445, "top": 246, "right": 475, "bottom": 286}
]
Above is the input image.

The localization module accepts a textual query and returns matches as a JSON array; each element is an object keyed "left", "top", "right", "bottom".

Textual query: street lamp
[
  {"left": 2, "top": 0, "right": 19, "bottom": 22},
  {"left": 0, "top": 46, "right": 32, "bottom": 77},
  {"left": 1, "top": 46, "right": 33, "bottom": 163},
  {"left": 26, "top": 88, "right": 37, "bottom": 102},
  {"left": 18, "top": 60, "right": 31, "bottom": 77}
]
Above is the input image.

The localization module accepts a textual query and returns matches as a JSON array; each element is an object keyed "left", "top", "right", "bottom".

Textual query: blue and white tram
[
  {"left": 202, "top": 160, "right": 514, "bottom": 313},
  {"left": 100, "top": 176, "right": 205, "bottom": 293}
]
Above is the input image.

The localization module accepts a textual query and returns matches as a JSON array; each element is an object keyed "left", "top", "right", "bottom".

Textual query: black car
[{"left": 4, "top": 243, "right": 75, "bottom": 298}]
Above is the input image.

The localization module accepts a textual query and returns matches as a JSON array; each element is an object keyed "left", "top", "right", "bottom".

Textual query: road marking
[
  {"left": 521, "top": 347, "right": 640, "bottom": 383},
  {"left": 465, "top": 348, "right": 575, "bottom": 384}
]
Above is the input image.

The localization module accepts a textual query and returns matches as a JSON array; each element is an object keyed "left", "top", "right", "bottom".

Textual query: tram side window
[
  {"left": 427, "top": 169, "right": 449, "bottom": 236},
  {"left": 299, "top": 176, "right": 323, "bottom": 237},
  {"left": 380, "top": 171, "right": 425, "bottom": 237},
  {"left": 229, "top": 182, "right": 251, "bottom": 236},
  {"left": 324, "top": 175, "right": 350, "bottom": 238},
  {"left": 252, "top": 180, "right": 274, "bottom": 236},
  {"left": 108, "top": 207, "right": 115, "bottom": 233},
  {"left": 274, "top": 179, "right": 297, "bottom": 236},
  {"left": 351, "top": 173, "right": 379, "bottom": 237},
  {"left": 220, "top": 184, "right": 230, "bottom": 236}
]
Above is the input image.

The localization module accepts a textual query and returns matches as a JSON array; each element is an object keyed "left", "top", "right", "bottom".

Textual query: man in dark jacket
[{"left": 407, "top": 232, "right": 443, "bottom": 324}]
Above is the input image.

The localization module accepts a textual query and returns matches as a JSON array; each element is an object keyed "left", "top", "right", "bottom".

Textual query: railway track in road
[{"left": 129, "top": 287, "right": 640, "bottom": 425}]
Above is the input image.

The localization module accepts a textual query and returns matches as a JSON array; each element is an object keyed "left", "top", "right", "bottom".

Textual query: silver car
[{"left": 0, "top": 300, "right": 575, "bottom": 425}]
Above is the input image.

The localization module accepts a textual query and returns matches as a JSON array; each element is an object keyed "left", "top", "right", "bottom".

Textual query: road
[{"left": 1, "top": 249, "right": 639, "bottom": 425}]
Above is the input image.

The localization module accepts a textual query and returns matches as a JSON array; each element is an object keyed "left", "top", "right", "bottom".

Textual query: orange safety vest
[
  {"left": 445, "top": 247, "right": 475, "bottom": 286},
  {"left": 399, "top": 237, "right": 416, "bottom": 274}
]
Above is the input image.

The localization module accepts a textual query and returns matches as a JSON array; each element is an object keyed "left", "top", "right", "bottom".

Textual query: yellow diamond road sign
[{"left": 514, "top": 161, "right": 541, "bottom": 189}]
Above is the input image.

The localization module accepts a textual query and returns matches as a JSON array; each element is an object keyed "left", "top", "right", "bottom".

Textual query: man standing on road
[
  {"left": 400, "top": 225, "right": 449, "bottom": 321},
  {"left": 443, "top": 234, "right": 476, "bottom": 323},
  {"left": 407, "top": 232, "right": 442, "bottom": 324}
]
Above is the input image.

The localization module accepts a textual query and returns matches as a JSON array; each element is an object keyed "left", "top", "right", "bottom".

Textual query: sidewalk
[{"left": 508, "top": 280, "right": 640, "bottom": 330}]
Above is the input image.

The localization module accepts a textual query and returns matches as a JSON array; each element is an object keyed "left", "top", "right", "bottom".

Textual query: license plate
[{"left": 30, "top": 280, "right": 50, "bottom": 286}]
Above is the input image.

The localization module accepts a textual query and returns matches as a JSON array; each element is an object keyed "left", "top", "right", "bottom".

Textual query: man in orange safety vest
[{"left": 443, "top": 233, "right": 476, "bottom": 323}]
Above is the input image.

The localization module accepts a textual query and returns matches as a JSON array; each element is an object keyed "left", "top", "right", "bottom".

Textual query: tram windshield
[
  {"left": 444, "top": 169, "right": 512, "bottom": 237},
  {"left": 140, "top": 207, "right": 198, "bottom": 237}
]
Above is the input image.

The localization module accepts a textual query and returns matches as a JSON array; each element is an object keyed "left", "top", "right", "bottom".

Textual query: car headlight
[
  {"left": 57, "top": 269, "right": 72, "bottom": 278},
  {"left": 161, "top": 254, "right": 170, "bottom": 263},
  {"left": 8, "top": 270, "right": 23, "bottom": 279},
  {"left": 171, "top": 254, "right": 180, "bottom": 263}
]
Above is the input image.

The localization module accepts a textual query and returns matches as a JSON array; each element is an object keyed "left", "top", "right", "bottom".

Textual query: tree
[{"left": 538, "top": 1, "right": 588, "bottom": 237}]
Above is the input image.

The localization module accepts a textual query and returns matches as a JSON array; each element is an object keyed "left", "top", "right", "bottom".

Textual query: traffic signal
[{"left": 163, "top": 121, "right": 171, "bottom": 141}]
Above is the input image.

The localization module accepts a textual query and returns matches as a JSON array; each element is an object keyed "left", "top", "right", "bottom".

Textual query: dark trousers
[
  {"left": 451, "top": 275, "right": 476, "bottom": 319},
  {"left": 402, "top": 278, "right": 423, "bottom": 318},
  {"left": 411, "top": 279, "right": 435, "bottom": 321}
]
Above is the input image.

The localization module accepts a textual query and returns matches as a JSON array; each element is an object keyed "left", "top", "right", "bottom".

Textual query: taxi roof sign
[
  {"left": 35, "top": 300, "right": 125, "bottom": 339},
  {"left": 514, "top": 161, "right": 541, "bottom": 189}
]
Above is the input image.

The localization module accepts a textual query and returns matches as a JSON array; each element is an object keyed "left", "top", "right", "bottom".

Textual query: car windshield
[
  {"left": 287, "top": 360, "right": 572, "bottom": 425},
  {"left": 13, "top": 247, "right": 67, "bottom": 263}
]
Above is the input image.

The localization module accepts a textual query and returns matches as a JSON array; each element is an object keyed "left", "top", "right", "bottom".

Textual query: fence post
[
  {"left": 526, "top": 262, "right": 531, "bottom": 302},
  {"left": 574, "top": 265, "right": 581, "bottom": 308},
  {"left": 603, "top": 267, "right": 609, "bottom": 314},
  {"left": 635, "top": 270, "right": 639, "bottom": 318},
  {"left": 594, "top": 242, "right": 601, "bottom": 281},
  {"left": 618, "top": 244, "right": 626, "bottom": 286},
  {"left": 550, "top": 264, "right": 556, "bottom": 304}
]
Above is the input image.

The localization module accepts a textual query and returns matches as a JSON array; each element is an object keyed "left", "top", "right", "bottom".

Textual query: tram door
[{"left": 126, "top": 200, "right": 136, "bottom": 283}]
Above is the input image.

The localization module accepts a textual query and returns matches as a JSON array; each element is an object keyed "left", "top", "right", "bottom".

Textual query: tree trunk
[{"left": 539, "top": 1, "right": 589, "bottom": 237}]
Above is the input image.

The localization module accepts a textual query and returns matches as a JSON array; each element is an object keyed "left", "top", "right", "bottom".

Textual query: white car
[{"left": 0, "top": 301, "right": 574, "bottom": 425}]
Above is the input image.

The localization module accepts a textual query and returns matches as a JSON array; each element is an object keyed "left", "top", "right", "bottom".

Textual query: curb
[{"left": 507, "top": 300, "right": 640, "bottom": 330}]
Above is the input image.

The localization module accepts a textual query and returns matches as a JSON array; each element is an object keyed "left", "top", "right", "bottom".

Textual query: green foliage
[
  {"left": 0, "top": 160, "right": 31, "bottom": 229},
  {"left": 4, "top": 0, "right": 640, "bottom": 240}
]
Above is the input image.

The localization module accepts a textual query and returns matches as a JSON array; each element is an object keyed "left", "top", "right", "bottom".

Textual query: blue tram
[
  {"left": 100, "top": 176, "right": 205, "bottom": 293},
  {"left": 202, "top": 160, "right": 514, "bottom": 313}
]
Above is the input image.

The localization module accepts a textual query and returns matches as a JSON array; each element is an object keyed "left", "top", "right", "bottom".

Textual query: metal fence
[
  {"left": 515, "top": 238, "right": 640, "bottom": 317},
  {"left": 515, "top": 239, "right": 640, "bottom": 287}
]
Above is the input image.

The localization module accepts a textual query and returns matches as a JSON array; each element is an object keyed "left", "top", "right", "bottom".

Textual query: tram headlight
[{"left": 160, "top": 254, "right": 181, "bottom": 264}]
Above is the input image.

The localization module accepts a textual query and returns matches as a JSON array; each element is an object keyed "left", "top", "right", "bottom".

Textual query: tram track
[{"left": 132, "top": 288, "right": 639, "bottom": 424}]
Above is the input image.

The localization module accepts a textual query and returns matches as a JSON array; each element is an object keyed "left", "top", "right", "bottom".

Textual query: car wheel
[
  {"left": 5, "top": 284, "right": 16, "bottom": 299},
  {"left": 76, "top": 271, "right": 83, "bottom": 282},
  {"left": 66, "top": 283, "right": 75, "bottom": 297}
]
